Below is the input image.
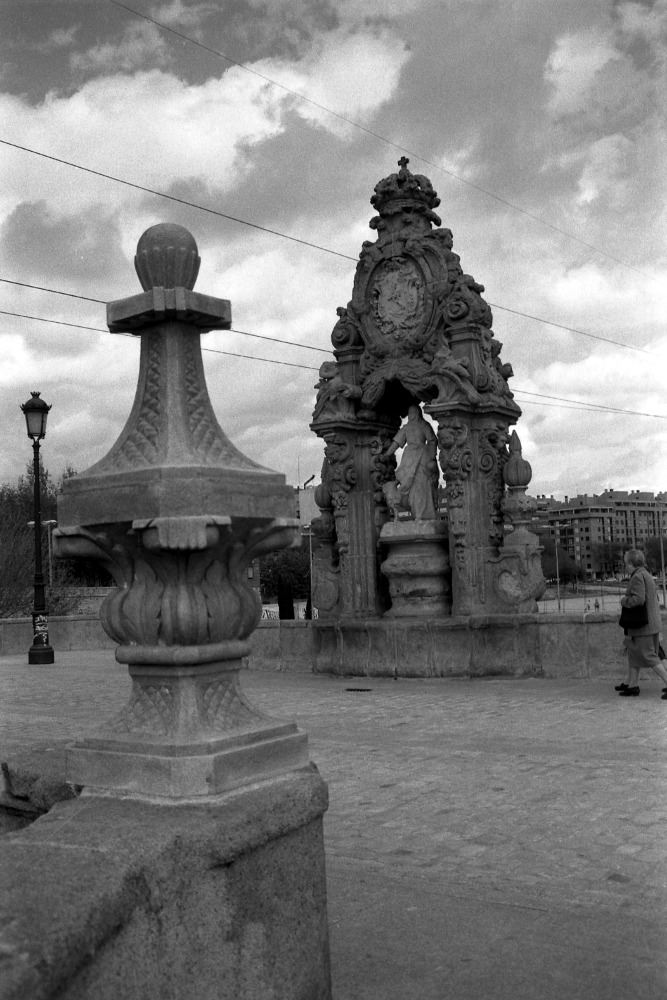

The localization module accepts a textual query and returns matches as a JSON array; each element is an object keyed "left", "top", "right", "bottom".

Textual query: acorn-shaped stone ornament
[{"left": 134, "top": 223, "right": 200, "bottom": 291}]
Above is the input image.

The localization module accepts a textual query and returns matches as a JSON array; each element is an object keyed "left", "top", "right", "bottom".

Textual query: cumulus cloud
[
  {"left": 150, "top": 0, "right": 215, "bottom": 28},
  {"left": 276, "top": 28, "right": 410, "bottom": 134},
  {"left": 70, "top": 21, "right": 170, "bottom": 73},
  {"left": 0, "top": 0, "right": 665, "bottom": 502},
  {"left": 39, "top": 26, "right": 79, "bottom": 51}
]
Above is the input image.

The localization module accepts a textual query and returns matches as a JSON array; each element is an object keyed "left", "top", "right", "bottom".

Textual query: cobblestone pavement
[{"left": 2, "top": 650, "right": 667, "bottom": 998}]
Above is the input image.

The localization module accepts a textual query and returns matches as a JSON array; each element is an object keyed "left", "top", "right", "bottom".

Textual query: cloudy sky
[{"left": 1, "top": 0, "right": 665, "bottom": 502}]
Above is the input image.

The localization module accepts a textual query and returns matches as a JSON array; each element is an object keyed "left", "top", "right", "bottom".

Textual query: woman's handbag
[{"left": 619, "top": 602, "right": 649, "bottom": 630}]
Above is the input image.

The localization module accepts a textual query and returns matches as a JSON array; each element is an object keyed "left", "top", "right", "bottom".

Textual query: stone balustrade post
[{"left": 54, "top": 223, "right": 313, "bottom": 799}]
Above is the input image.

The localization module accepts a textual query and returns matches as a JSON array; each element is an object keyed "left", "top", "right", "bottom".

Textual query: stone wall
[
  {"left": 311, "top": 613, "right": 647, "bottom": 679},
  {"left": 0, "top": 615, "right": 116, "bottom": 656},
  {"left": 0, "top": 767, "right": 330, "bottom": 1000},
  {"left": 1, "top": 612, "right": 661, "bottom": 678}
]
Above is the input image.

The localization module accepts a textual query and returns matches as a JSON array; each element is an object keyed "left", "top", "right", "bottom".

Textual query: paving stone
[{"left": 2, "top": 650, "right": 667, "bottom": 998}]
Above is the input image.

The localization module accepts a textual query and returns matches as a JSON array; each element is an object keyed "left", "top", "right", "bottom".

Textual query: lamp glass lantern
[{"left": 21, "top": 391, "right": 51, "bottom": 440}]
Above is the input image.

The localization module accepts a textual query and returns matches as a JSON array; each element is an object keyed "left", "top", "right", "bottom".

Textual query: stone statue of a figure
[{"left": 384, "top": 405, "right": 439, "bottom": 520}]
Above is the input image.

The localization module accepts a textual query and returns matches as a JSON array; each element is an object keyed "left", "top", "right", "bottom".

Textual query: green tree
[
  {"left": 644, "top": 536, "right": 666, "bottom": 575},
  {"left": 589, "top": 540, "right": 624, "bottom": 576},
  {"left": 0, "top": 461, "right": 110, "bottom": 617},
  {"left": 259, "top": 543, "right": 311, "bottom": 604},
  {"left": 539, "top": 536, "right": 582, "bottom": 584}
]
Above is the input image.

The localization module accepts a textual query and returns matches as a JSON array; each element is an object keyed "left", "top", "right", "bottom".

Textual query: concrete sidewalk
[{"left": 2, "top": 650, "right": 667, "bottom": 999}]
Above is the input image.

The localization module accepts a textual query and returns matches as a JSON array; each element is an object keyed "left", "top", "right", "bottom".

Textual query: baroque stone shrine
[{"left": 310, "top": 160, "right": 545, "bottom": 676}]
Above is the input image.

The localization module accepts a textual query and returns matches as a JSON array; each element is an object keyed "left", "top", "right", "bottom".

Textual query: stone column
[
  {"left": 317, "top": 420, "right": 397, "bottom": 618},
  {"left": 429, "top": 402, "right": 517, "bottom": 616}
]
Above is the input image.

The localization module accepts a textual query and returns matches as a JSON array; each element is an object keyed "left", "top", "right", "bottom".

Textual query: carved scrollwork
[
  {"left": 445, "top": 273, "right": 493, "bottom": 329},
  {"left": 324, "top": 434, "right": 356, "bottom": 497},
  {"left": 437, "top": 420, "right": 470, "bottom": 482},
  {"left": 479, "top": 451, "right": 495, "bottom": 475},
  {"left": 331, "top": 304, "right": 363, "bottom": 350},
  {"left": 369, "top": 431, "right": 398, "bottom": 503},
  {"left": 460, "top": 450, "right": 474, "bottom": 476}
]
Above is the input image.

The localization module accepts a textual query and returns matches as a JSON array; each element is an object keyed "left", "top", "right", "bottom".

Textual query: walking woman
[{"left": 617, "top": 549, "right": 667, "bottom": 697}]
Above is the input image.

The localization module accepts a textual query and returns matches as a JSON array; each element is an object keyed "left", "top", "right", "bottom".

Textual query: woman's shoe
[
  {"left": 619, "top": 686, "right": 640, "bottom": 696},
  {"left": 615, "top": 683, "right": 629, "bottom": 691}
]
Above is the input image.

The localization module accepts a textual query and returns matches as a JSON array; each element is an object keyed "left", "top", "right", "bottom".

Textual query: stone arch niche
[{"left": 310, "top": 159, "right": 545, "bottom": 626}]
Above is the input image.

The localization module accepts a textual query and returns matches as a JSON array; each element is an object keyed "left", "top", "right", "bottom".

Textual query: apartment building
[{"left": 534, "top": 490, "right": 667, "bottom": 578}]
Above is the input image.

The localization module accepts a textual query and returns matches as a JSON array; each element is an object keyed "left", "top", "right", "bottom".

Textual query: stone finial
[
  {"left": 134, "top": 223, "right": 201, "bottom": 291},
  {"left": 55, "top": 222, "right": 303, "bottom": 801},
  {"left": 503, "top": 431, "right": 532, "bottom": 489}
]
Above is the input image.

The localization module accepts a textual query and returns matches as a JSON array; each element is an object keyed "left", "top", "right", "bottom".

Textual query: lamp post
[
  {"left": 20, "top": 391, "right": 54, "bottom": 664},
  {"left": 27, "top": 520, "right": 58, "bottom": 585}
]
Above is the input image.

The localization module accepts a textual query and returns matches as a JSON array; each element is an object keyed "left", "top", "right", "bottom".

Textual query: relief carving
[
  {"left": 312, "top": 361, "right": 361, "bottom": 423},
  {"left": 309, "top": 159, "right": 543, "bottom": 620},
  {"left": 370, "top": 257, "right": 426, "bottom": 340},
  {"left": 437, "top": 420, "right": 471, "bottom": 483},
  {"left": 109, "top": 331, "right": 162, "bottom": 469}
]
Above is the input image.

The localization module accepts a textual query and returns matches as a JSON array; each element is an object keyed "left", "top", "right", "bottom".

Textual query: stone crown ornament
[{"left": 370, "top": 157, "right": 442, "bottom": 229}]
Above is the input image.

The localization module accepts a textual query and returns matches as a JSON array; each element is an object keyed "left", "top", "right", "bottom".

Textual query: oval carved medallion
[{"left": 370, "top": 257, "right": 426, "bottom": 341}]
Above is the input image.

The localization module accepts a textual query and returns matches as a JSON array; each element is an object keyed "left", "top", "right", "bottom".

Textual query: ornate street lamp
[{"left": 20, "top": 391, "right": 54, "bottom": 664}]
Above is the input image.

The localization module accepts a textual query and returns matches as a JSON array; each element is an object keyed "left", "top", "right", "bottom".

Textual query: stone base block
[
  {"left": 312, "top": 612, "right": 641, "bottom": 679},
  {"left": 68, "top": 724, "right": 309, "bottom": 799},
  {"left": 1, "top": 766, "right": 331, "bottom": 1000}
]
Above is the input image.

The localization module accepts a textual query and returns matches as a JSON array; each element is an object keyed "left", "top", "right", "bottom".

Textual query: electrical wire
[
  {"left": 513, "top": 390, "right": 665, "bottom": 419},
  {"left": 107, "top": 0, "right": 659, "bottom": 284},
  {"left": 0, "top": 138, "right": 355, "bottom": 263},
  {"left": 0, "top": 275, "right": 658, "bottom": 358},
  {"left": 2, "top": 307, "right": 665, "bottom": 419},
  {"left": 0, "top": 307, "right": 331, "bottom": 354},
  {"left": 487, "top": 304, "right": 656, "bottom": 356}
]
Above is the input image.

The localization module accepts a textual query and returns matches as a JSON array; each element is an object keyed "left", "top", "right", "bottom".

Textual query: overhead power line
[
  {"left": 0, "top": 276, "right": 105, "bottom": 304},
  {"left": 2, "top": 307, "right": 665, "bottom": 420},
  {"left": 0, "top": 307, "right": 330, "bottom": 355},
  {"left": 0, "top": 138, "right": 355, "bottom": 263},
  {"left": 108, "top": 0, "right": 658, "bottom": 284},
  {"left": 488, "top": 304, "right": 656, "bottom": 356},
  {"left": 0, "top": 263, "right": 658, "bottom": 359},
  {"left": 513, "top": 390, "right": 665, "bottom": 419}
]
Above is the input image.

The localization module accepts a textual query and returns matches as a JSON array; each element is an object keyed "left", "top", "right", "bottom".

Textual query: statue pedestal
[{"left": 380, "top": 520, "right": 451, "bottom": 618}]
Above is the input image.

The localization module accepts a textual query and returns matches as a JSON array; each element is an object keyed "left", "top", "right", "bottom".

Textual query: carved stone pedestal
[
  {"left": 47, "top": 223, "right": 331, "bottom": 997},
  {"left": 69, "top": 658, "right": 308, "bottom": 799},
  {"left": 380, "top": 520, "right": 451, "bottom": 617}
]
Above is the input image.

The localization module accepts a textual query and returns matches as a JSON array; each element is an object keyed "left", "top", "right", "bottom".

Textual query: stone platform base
[
  {"left": 69, "top": 722, "right": 309, "bottom": 800},
  {"left": 312, "top": 613, "right": 630, "bottom": 678},
  {"left": 0, "top": 766, "right": 331, "bottom": 1000}
]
